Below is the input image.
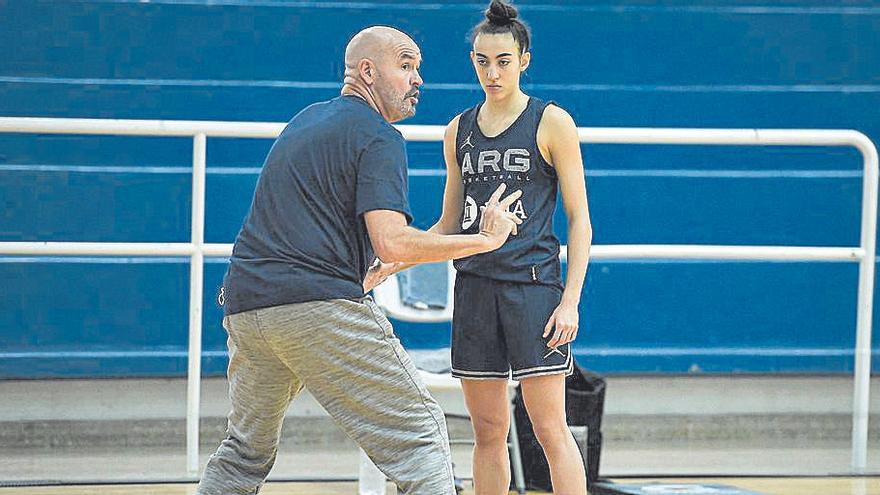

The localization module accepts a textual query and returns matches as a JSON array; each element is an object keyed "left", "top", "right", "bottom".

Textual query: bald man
[{"left": 197, "top": 26, "right": 521, "bottom": 494}]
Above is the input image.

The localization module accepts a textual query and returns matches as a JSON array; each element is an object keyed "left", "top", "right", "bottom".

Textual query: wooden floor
[{"left": 0, "top": 478, "right": 877, "bottom": 495}]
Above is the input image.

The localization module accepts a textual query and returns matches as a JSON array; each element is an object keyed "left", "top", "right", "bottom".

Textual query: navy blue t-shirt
[{"left": 223, "top": 95, "right": 413, "bottom": 315}]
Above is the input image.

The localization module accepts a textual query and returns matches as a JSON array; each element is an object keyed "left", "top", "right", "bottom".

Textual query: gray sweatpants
[{"left": 197, "top": 297, "right": 455, "bottom": 495}]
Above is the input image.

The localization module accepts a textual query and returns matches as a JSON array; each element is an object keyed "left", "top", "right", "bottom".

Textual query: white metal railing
[{"left": 0, "top": 117, "right": 876, "bottom": 475}]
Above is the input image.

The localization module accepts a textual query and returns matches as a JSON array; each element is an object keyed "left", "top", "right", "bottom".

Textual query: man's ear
[{"left": 359, "top": 59, "right": 375, "bottom": 84}]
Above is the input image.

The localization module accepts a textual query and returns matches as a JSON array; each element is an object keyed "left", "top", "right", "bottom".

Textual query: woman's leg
[
  {"left": 520, "top": 373, "right": 587, "bottom": 495},
  {"left": 461, "top": 378, "right": 511, "bottom": 495}
]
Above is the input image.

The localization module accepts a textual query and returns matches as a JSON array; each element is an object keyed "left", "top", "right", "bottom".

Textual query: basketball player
[
  {"left": 197, "top": 26, "right": 522, "bottom": 495},
  {"left": 421, "top": 1, "right": 593, "bottom": 493}
]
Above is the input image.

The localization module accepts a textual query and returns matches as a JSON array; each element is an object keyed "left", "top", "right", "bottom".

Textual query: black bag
[{"left": 513, "top": 360, "right": 606, "bottom": 492}]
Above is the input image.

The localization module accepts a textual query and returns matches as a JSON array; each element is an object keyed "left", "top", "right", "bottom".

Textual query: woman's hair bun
[
  {"left": 485, "top": 0, "right": 518, "bottom": 26},
  {"left": 472, "top": 0, "right": 530, "bottom": 54}
]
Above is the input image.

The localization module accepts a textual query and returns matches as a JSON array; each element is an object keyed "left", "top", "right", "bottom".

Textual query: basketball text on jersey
[
  {"left": 460, "top": 148, "right": 531, "bottom": 183},
  {"left": 462, "top": 193, "right": 527, "bottom": 230}
]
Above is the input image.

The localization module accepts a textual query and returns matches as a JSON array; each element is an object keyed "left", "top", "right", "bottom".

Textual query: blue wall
[{"left": 1, "top": 0, "right": 879, "bottom": 377}]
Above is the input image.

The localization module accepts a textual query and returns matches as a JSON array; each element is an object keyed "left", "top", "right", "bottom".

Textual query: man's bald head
[
  {"left": 341, "top": 26, "right": 423, "bottom": 123},
  {"left": 344, "top": 26, "right": 418, "bottom": 69}
]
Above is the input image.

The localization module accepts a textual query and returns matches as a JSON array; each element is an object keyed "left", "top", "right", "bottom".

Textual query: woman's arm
[
  {"left": 433, "top": 114, "right": 467, "bottom": 235},
  {"left": 537, "top": 105, "right": 593, "bottom": 348},
  {"left": 367, "top": 114, "right": 467, "bottom": 283},
  {"left": 388, "top": 114, "right": 466, "bottom": 269}
]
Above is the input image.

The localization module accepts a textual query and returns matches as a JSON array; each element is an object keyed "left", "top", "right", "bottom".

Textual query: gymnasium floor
[
  {"left": 2, "top": 377, "right": 876, "bottom": 494},
  {"left": 1, "top": 478, "right": 878, "bottom": 495}
]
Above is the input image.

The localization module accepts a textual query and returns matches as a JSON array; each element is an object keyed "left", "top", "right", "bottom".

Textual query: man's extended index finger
[
  {"left": 498, "top": 189, "right": 523, "bottom": 208},
  {"left": 487, "top": 182, "right": 508, "bottom": 204}
]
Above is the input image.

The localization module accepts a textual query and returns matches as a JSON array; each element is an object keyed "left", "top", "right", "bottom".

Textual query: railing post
[
  {"left": 852, "top": 135, "right": 879, "bottom": 473},
  {"left": 186, "top": 133, "right": 207, "bottom": 476}
]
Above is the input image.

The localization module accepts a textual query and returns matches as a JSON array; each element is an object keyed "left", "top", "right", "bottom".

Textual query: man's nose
[
  {"left": 487, "top": 67, "right": 499, "bottom": 80},
  {"left": 411, "top": 69, "right": 423, "bottom": 87}
]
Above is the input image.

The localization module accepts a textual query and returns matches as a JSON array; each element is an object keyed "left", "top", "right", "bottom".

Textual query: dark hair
[{"left": 471, "top": 0, "right": 531, "bottom": 54}]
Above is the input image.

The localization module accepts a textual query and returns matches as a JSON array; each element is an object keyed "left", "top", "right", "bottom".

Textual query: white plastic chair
[
  {"left": 372, "top": 260, "right": 456, "bottom": 323},
  {"left": 367, "top": 261, "right": 527, "bottom": 495}
]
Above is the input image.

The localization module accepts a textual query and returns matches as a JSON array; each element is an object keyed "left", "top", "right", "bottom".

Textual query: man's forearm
[
  {"left": 385, "top": 222, "right": 458, "bottom": 274},
  {"left": 380, "top": 225, "right": 493, "bottom": 264}
]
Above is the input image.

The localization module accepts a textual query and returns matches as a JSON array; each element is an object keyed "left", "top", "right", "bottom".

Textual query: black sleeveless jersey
[{"left": 453, "top": 97, "right": 562, "bottom": 287}]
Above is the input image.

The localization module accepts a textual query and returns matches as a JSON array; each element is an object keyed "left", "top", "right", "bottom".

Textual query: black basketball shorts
[{"left": 451, "top": 271, "right": 573, "bottom": 381}]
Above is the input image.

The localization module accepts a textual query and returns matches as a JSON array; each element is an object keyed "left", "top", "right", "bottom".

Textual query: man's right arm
[
  {"left": 364, "top": 212, "right": 492, "bottom": 264},
  {"left": 364, "top": 184, "right": 522, "bottom": 264}
]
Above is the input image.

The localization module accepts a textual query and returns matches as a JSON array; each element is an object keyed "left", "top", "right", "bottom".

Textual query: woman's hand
[{"left": 543, "top": 301, "right": 580, "bottom": 349}]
